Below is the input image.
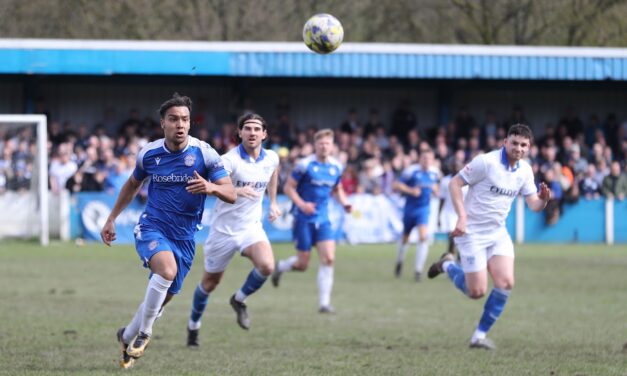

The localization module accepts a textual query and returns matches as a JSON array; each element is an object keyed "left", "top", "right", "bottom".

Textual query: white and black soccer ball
[{"left": 302, "top": 13, "right": 344, "bottom": 54}]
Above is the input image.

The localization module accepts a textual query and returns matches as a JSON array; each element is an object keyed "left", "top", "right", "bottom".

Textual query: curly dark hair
[
  {"left": 158, "top": 93, "right": 192, "bottom": 118},
  {"left": 507, "top": 123, "right": 533, "bottom": 142}
]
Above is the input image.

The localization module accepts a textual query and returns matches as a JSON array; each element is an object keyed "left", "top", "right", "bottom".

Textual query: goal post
[{"left": 0, "top": 115, "right": 48, "bottom": 246}]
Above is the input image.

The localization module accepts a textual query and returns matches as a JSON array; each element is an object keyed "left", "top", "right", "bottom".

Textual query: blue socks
[
  {"left": 445, "top": 263, "right": 468, "bottom": 295},
  {"left": 478, "top": 287, "right": 511, "bottom": 333},
  {"left": 189, "top": 284, "right": 210, "bottom": 325},
  {"left": 236, "top": 268, "right": 267, "bottom": 301}
]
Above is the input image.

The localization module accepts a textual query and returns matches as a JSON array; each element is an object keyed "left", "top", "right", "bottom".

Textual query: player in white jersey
[
  {"left": 186, "top": 113, "right": 281, "bottom": 346},
  {"left": 438, "top": 159, "right": 467, "bottom": 256},
  {"left": 428, "top": 124, "right": 551, "bottom": 350}
]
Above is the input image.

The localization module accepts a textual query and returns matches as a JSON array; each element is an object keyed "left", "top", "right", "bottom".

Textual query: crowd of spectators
[{"left": 1, "top": 102, "right": 626, "bottom": 225}]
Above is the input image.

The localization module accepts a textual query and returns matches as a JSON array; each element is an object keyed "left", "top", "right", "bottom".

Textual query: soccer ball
[{"left": 302, "top": 14, "right": 344, "bottom": 54}]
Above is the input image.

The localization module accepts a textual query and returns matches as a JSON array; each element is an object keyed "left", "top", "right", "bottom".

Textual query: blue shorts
[
  {"left": 403, "top": 208, "right": 430, "bottom": 236},
  {"left": 134, "top": 227, "right": 195, "bottom": 295},
  {"left": 293, "top": 219, "right": 334, "bottom": 252}
]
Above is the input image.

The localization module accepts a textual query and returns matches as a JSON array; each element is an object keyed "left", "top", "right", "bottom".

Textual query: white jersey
[
  {"left": 458, "top": 148, "right": 536, "bottom": 234},
  {"left": 208, "top": 145, "right": 279, "bottom": 235}
]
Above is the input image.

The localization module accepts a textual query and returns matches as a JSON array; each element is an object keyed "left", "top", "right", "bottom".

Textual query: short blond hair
[{"left": 314, "top": 128, "right": 334, "bottom": 141}]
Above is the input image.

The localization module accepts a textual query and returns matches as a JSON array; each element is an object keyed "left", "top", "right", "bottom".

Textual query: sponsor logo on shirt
[
  {"left": 152, "top": 173, "right": 194, "bottom": 183},
  {"left": 310, "top": 179, "right": 336, "bottom": 187},
  {"left": 235, "top": 180, "right": 268, "bottom": 190},
  {"left": 489, "top": 185, "right": 517, "bottom": 197},
  {"left": 155, "top": 157, "right": 161, "bottom": 165}
]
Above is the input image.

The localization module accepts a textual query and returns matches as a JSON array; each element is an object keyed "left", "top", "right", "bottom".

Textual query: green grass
[{"left": 0, "top": 240, "right": 626, "bottom": 375}]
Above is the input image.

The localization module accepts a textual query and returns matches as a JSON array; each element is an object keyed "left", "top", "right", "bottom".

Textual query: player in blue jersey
[
  {"left": 271, "top": 129, "right": 351, "bottom": 313},
  {"left": 428, "top": 124, "right": 551, "bottom": 350},
  {"left": 393, "top": 148, "right": 439, "bottom": 281},
  {"left": 100, "top": 93, "right": 236, "bottom": 369}
]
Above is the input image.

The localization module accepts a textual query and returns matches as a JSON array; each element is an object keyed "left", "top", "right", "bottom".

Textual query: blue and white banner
[{"left": 343, "top": 194, "right": 402, "bottom": 244}]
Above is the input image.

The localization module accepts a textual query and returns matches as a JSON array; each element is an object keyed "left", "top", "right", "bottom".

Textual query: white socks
[
  {"left": 277, "top": 256, "right": 298, "bottom": 272},
  {"left": 471, "top": 329, "right": 487, "bottom": 342},
  {"left": 415, "top": 240, "right": 429, "bottom": 273},
  {"left": 122, "top": 303, "right": 144, "bottom": 344},
  {"left": 188, "top": 319, "right": 201, "bottom": 331},
  {"left": 138, "top": 274, "right": 172, "bottom": 336},
  {"left": 317, "top": 265, "right": 334, "bottom": 307},
  {"left": 396, "top": 242, "right": 409, "bottom": 264}
]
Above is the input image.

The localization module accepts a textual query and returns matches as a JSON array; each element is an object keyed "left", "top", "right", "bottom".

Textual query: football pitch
[{"left": 0, "top": 241, "right": 625, "bottom": 375}]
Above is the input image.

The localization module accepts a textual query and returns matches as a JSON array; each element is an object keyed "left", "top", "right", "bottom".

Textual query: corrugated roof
[{"left": 1, "top": 39, "right": 626, "bottom": 81}]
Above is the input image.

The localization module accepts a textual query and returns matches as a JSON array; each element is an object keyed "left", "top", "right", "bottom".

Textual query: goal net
[{"left": 0, "top": 115, "right": 48, "bottom": 245}]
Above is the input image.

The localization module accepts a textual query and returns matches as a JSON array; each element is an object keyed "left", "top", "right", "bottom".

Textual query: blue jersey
[
  {"left": 133, "top": 136, "right": 227, "bottom": 240},
  {"left": 291, "top": 155, "right": 343, "bottom": 223},
  {"left": 399, "top": 164, "right": 439, "bottom": 215}
]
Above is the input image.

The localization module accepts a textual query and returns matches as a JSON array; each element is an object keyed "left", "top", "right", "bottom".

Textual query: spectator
[
  {"left": 380, "top": 159, "right": 395, "bottom": 196},
  {"left": 601, "top": 161, "right": 627, "bottom": 200},
  {"left": 340, "top": 164, "right": 359, "bottom": 196},
  {"left": 579, "top": 164, "right": 601, "bottom": 200},
  {"left": 543, "top": 168, "right": 563, "bottom": 225},
  {"left": 358, "top": 158, "right": 383, "bottom": 195},
  {"left": 567, "top": 144, "right": 588, "bottom": 177},
  {"left": 49, "top": 143, "right": 78, "bottom": 194}
]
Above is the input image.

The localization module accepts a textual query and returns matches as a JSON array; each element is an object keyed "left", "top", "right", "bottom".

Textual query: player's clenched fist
[{"left": 100, "top": 219, "right": 117, "bottom": 246}]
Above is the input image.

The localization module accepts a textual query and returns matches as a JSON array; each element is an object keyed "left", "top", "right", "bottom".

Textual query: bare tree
[{"left": 0, "top": 0, "right": 625, "bottom": 46}]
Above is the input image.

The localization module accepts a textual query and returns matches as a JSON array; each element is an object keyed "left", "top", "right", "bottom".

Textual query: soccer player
[
  {"left": 100, "top": 93, "right": 236, "bottom": 369},
  {"left": 186, "top": 113, "right": 281, "bottom": 346},
  {"left": 271, "top": 129, "right": 351, "bottom": 313},
  {"left": 428, "top": 124, "right": 551, "bottom": 350},
  {"left": 393, "top": 148, "right": 439, "bottom": 281}
]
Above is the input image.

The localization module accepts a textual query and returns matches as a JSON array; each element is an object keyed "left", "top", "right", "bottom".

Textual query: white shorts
[
  {"left": 203, "top": 224, "right": 269, "bottom": 273},
  {"left": 454, "top": 227, "right": 514, "bottom": 273}
]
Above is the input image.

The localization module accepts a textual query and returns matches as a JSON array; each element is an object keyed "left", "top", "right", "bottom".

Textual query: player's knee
[
  {"left": 257, "top": 262, "right": 274, "bottom": 277},
  {"left": 293, "top": 264, "right": 308, "bottom": 271},
  {"left": 159, "top": 268, "right": 177, "bottom": 282},
  {"left": 293, "top": 260, "right": 309, "bottom": 271},
  {"left": 320, "top": 256, "right": 334, "bottom": 266},
  {"left": 201, "top": 277, "right": 220, "bottom": 293},
  {"left": 468, "top": 288, "right": 486, "bottom": 299},
  {"left": 495, "top": 278, "right": 514, "bottom": 290}
]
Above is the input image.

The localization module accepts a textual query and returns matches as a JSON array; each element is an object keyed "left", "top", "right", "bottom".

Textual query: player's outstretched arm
[
  {"left": 284, "top": 175, "right": 316, "bottom": 215},
  {"left": 266, "top": 166, "right": 282, "bottom": 222},
  {"left": 101, "top": 175, "right": 143, "bottom": 246},
  {"left": 525, "top": 182, "right": 552, "bottom": 212},
  {"left": 449, "top": 175, "right": 468, "bottom": 237}
]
